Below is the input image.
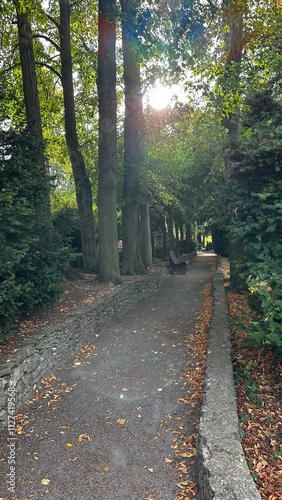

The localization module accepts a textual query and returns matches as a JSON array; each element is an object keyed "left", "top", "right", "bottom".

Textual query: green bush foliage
[
  {"left": 0, "top": 129, "right": 69, "bottom": 338},
  {"left": 226, "top": 90, "right": 282, "bottom": 356},
  {"left": 52, "top": 206, "right": 82, "bottom": 251}
]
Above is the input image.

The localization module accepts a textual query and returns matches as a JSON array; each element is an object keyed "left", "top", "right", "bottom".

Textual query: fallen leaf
[
  {"left": 164, "top": 457, "right": 173, "bottom": 464},
  {"left": 116, "top": 418, "right": 126, "bottom": 425},
  {"left": 66, "top": 443, "right": 73, "bottom": 448},
  {"left": 148, "top": 468, "right": 154, "bottom": 473},
  {"left": 103, "top": 466, "right": 110, "bottom": 472},
  {"left": 176, "top": 449, "right": 197, "bottom": 458},
  {"left": 41, "top": 478, "right": 50, "bottom": 486},
  {"left": 77, "top": 434, "right": 91, "bottom": 445},
  {"left": 58, "top": 422, "right": 71, "bottom": 430}
]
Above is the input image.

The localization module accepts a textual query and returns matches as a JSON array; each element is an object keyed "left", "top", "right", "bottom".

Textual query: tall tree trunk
[
  {"left": 120, "top": 0, "right": 146, "bottom": 275},
  {"left": 160, "top": 215, "right": 167, "bottom": 261},
  {"left": 97, "top": 0, "right": 121, "bottom": 283},
  {"left": 222, "top": 0, "right": 243, "bottom": 146},
  {"left": 15, "top": 5, "right": 53, "bottom": 244},
  {"left": 140, "top": 202, "right": 152, "bottom": 268},
  {"left": 167, "top": 207, "right": 174, "bottom": 251},
  {"left": 175, "top": 216, "right": 180, "bottom": 256},
  {"left": 16, "top": 11, "right": 43, "bottom": 139},
  {"left": 59, "top": 0, "right": 96, "bottom": 272},
  {"left": 222, "top": 0, "right": 245, "bottom": 289},
  {"left": 179, "top": 219, "right": 184, "bottom": 254},
  {"left": 151, "top": 231, "right": 155, "bottom": 260},
  {"left": 194, "top": 222, "right": 198, "bottom": 248},
  {"left": 185, "top": 222, "right": 194, "bottom": 253}
]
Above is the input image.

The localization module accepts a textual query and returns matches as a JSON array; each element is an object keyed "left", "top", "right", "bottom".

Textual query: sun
[{"left": 146, "top": 84, "right": 173, "bottom": 110}]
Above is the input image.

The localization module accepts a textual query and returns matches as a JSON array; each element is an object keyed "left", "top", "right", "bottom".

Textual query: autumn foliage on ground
[{"left": 222, "top": 259, "right": 282, "bottom": 500}]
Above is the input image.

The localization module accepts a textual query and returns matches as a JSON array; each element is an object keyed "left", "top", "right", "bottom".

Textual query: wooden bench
[{"left": 168, "top": 251, "right": 189, "bottom": 274}]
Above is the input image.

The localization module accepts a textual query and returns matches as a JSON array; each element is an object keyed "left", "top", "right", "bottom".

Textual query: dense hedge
[
  {"left": 0, "top": 129, "right": 69, "bottom": 338},
  {"left": 226, "top": 90, "right": 282, "bottom": 357}
]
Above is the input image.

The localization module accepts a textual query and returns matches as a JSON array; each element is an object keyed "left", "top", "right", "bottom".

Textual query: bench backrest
[{"left": 169, "top": 251, "right": 178, "bottom": 263}]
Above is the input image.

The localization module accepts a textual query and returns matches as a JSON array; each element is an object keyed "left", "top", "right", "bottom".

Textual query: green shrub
[
  {"left": 224, "top": 89, "right": 282, "bottom": 356},
  {"left": 0, "top": 129, "right": 69, "bottom": 339},
  {"left": 52, "top": 206, "right": 81, "bottom": 251},
  {"left": 247, "top": 270, "right": 282, "bottom": 357}
]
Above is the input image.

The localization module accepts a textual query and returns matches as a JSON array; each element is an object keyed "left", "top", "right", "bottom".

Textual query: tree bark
[
  {"left": 140, "top": 202, "right": 152, "bottom": 268},
  {"left": 167, "top": 207, "right": 174, "bottom": 251},
  {"left": 16, "top": 6, "right": 53, "bottom": 245},
  {"left": 179, "top": 218, "right": 184, "bottom": 254},
  {"left": 160, "top": 214, "right": 167, "bottom": 261},
  {"left": 120, "top": 0, "right": 146, "bottom": 275},
  {"left": 16, "top": 11, "right": 43, "bottom": 139},
  {"left": 97, "top": 0, "right": 121, "bottom": 283},
  {"left": 185, "top": 223, "right": 194, "bottom": 253},
  {"left": 59, "top": 0, "right": 97, "bottom": 272},
  {"left": 222, "top": 0, "right": 245, "bottom": 289},
  {"left": 229, "top": 237, "right": 245, "bottom": 290},
  {"left": 175, "top": 216, "right": 180, "bottom": 256}
]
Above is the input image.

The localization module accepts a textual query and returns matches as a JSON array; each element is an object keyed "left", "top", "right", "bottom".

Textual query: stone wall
[{"left": 0, "top": 269, "right": 167, "bottom": 432}]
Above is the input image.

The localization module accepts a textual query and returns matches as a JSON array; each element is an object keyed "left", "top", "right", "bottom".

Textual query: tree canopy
[{"left": 1, "top": 0, "right": 282, "bottom": 355}]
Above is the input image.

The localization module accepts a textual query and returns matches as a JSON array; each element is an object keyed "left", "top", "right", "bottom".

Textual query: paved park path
[{"left": 0, "top": 256, "right": 214, "bottom": 500}]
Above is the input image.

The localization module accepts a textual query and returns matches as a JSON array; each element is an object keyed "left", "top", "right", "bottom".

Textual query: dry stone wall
[{"left": 0, "top": 269, "right": 167, "bottom": 432}]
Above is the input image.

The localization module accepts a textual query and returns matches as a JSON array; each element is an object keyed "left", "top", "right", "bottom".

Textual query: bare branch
[
  {"left": 45, "top": 12, "right": 60, "bottom": 30},
  {"left": 0, "top": 62, "right": 21, "bottom": 74},
  {"left": 32, "top": 34, "right": 60, "bottom": 53},
  {"left": 35, "top": 61, "right": 62, "bottom": 81}
]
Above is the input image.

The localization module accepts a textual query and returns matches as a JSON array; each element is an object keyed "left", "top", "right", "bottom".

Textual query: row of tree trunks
[
  {"left": 156, "top": 214, "right": 193, "bottom": 260},
  {"left": 16, "top": 0, "right": 153, "bottom": 281},
  {"left": 16, "top": 0, "right": 97, "bottom": 271}
]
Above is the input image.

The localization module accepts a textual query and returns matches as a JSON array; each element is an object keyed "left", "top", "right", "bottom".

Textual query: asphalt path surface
[{"left": 0, "top": 257, "right": 213, "bottom": 500}]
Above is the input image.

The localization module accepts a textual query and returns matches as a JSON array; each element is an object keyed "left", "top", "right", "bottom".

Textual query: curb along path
[{"left": 198, "top": 258, "right": 261, "bottom": 500}]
